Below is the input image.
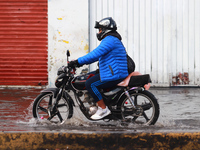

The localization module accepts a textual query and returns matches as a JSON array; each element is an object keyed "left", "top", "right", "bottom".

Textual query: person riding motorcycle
[{"left": 68, "top": 17, "right": 129, "bottom": 120}]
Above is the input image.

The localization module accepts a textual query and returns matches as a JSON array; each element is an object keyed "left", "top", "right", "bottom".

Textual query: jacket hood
[{"left": 104, "top": 31, "right": 122, "bottom": 41}]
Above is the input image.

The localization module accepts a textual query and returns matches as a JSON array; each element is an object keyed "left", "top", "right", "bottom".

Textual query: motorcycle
[{"left": 32, "top": 50, "right": 160, "bottom": 125}]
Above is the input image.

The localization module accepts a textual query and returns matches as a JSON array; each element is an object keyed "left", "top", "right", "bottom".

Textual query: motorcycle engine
[
  {"left": 83, "top": 92, "right": 97, "bottom": 115},
  {"left": 89, "top": 106, "right": 98, "bottom": 115}
]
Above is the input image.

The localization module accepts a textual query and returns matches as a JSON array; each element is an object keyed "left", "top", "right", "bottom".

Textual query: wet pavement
[{"left": 0, "top": 87, "right": 200, "bottom": 133}]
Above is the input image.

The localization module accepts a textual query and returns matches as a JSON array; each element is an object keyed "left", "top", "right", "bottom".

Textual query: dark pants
[{"left": 85, "top": 73, "right": 124, "bottom": 102}]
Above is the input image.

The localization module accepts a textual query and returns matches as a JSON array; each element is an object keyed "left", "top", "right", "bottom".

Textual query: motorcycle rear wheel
[
  {"left": 33, "top": 92, "right": 73, "bottom": 124},
  {"left": 118, "top": 89, "right": 160, "bottom": 125}
]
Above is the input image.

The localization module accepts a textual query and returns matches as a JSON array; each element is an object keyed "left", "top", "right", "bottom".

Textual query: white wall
[
  {"left": 89, "top": 0, "right": 200, "bottom": 87},
  {"left": 48, "top": 0, "right": 200, "bottom": 87},
  {"left": 48, "top": 0, "right": 89, "bottom": 87}
]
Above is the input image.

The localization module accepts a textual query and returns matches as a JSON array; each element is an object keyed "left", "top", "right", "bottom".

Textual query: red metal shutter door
[{"left": 0, "top": 0, "right": 48, "bottom": 86}]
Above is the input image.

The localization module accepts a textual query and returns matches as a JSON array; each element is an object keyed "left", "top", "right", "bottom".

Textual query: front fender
[
  {"left": 41, "top": 88, "right": 75, "bottom": 106},
  {"left": 41, "top": 88, "right": 59, "bottom": 98}
]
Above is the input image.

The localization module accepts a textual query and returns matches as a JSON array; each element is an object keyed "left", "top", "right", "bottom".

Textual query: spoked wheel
[
  {"left": 118, "top": 90, "right": 160, "bottom": 125},
  {"left": 33, "top": 92, "right": 73, "bottom": 124}
]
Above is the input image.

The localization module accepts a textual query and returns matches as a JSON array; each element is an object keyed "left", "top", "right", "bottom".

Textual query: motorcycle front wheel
[
  {"left": 118, "top": 89, "right": 160, "bottom": 125},
  {"left": 32, "top": 92, "right": 73, "bottom": 124}
]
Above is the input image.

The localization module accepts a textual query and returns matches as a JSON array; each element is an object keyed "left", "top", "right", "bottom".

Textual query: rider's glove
[{"left": 68, "top": 60, "right": 82, "bottom": 68}]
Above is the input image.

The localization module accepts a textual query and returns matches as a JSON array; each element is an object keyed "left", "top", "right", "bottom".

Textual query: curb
[{"left": 1, "top": 132, "right": 200, "bottom": 149}]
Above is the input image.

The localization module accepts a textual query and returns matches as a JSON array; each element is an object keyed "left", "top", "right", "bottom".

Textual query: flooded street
[{"left": 0, "top": 87, "right": 200, "bottom": 133}]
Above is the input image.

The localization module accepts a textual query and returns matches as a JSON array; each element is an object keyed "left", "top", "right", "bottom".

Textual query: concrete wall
[{"left": 48, "top": 0, "right": 89, "bottom": 87}]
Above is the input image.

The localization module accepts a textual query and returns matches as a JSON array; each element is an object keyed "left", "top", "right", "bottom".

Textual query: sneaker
[{"left": 91, "top": 106, "right": 111, "bottom": 120}]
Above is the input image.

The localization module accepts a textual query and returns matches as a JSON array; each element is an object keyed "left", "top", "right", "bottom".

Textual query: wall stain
[
  {"left": 63, "top": 40, "right": 69, "bottom": 44},
  {"left": 172, "top": 72, "right": 189, "bottom": 86},
  {"left": 84, "top": 44, "right": 89, "bottom": 53}
]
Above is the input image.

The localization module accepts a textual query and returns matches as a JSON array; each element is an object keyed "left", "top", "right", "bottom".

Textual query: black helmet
[{"left": 94, "top": 17, "right": 117, "bottom": 41}]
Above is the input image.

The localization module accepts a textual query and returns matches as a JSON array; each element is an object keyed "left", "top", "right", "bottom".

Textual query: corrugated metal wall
[
  {"left": 0, "top": 0, "right": 48, "bottom": 86},
  {"left": 89, "top": 0, "right": 200, "bottom": 86}
]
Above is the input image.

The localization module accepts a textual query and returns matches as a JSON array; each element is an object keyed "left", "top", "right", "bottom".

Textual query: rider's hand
[{"left": 68, "top": 60, "right": 81, "bottom": 68}]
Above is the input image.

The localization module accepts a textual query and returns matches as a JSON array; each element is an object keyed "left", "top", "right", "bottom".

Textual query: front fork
[{"left": 48, "top": 88, "right": 63, "bottom": 119}]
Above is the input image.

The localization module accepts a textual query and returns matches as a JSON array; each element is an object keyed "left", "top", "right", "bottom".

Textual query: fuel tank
[{"left": 72, "top": 73, "right": 95, "bottom": 90}]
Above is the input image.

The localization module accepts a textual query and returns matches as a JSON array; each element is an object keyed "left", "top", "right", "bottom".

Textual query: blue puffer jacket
[{"left": 78, "top": 35, "right": 129, "bottom": 82}]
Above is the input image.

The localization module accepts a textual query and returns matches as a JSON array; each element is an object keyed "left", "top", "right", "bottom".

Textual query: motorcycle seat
[{"left": 117, "top": 72, "right": 151, "bottom": 90}]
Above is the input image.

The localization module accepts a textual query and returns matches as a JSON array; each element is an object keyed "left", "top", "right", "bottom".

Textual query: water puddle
[{"left": 0, "top": 88, "right": 200, "bottom": 132}]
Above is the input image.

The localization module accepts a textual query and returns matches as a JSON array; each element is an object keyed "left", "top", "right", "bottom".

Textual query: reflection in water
[
  {"left": 0, "top": 88, "right": 200, "bottom": 132},
  {"left": 0, "top": 89, "right": 40, "bottom": 131}
]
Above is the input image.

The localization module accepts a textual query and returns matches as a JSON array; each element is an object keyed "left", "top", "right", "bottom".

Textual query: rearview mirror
[{"left": 67, "top": 50, "right": 70, "bottom": 57}]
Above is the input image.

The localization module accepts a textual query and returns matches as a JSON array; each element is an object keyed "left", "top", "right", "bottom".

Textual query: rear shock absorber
[{"left": 124, "top": 90, "right": 136, "bottom": 109}]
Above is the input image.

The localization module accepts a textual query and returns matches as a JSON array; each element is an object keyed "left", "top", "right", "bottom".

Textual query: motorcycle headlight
[
  {"left": 57, "top": 66, "right": 65, "bottom": 75},
  {"left": 55, "top": 73, "right": 65, "bottom": 88}
]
